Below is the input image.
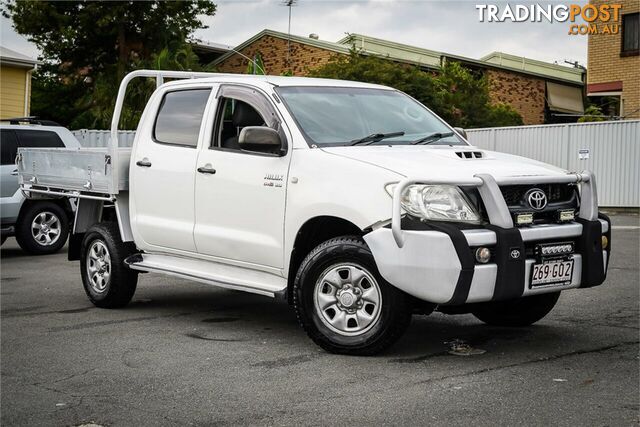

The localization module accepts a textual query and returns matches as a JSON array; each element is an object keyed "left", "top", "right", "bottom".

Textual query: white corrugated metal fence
[
  {"left": 467, "top": 120, "right": 639, "bottom": 207},
  {"left": 72, "top": 129, "right": 136, "bottom": 148}
]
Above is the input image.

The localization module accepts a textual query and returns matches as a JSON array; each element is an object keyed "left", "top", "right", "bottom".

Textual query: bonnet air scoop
[{"left": 455, "top": 151, "right": 485, "bottom": 159}]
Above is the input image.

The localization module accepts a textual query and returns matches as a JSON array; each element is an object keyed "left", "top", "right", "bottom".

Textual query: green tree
[
  {"left": 3, "top": 1, "right": 217, "bottom": 128},
  {"left": 309, "top": 51, "right": 523, "bottom": 128},
  {"left": 245, "top": 52, "right": 266, "bottom": 75},
  {"left": 435, "top": 61, "right": 522, "bottom": 128},
  {"left": 308, "top": 51, "right": 440, "bottom": 113},
  {"left": 578, "top": 105, "right": 606, "bottom": 123}
]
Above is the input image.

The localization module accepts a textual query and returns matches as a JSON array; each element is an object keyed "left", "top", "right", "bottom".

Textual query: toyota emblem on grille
[{"left": 526, "top": 188, "right": 548, "bottom": 210}]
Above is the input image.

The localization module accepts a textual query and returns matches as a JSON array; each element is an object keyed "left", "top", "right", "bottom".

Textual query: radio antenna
[{"left": 281, "top": 0, "right": 298, "bottom": 68}]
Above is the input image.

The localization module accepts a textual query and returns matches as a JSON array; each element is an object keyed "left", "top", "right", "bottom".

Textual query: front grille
[
  {"left": 499, "top": 183, "right": 579, "bottom": 226},
  {"left": 500, "top": 184, "right": 576, "bottom": 207}
]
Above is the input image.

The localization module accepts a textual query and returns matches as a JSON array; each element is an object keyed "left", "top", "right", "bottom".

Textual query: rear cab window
[{"left": 153, "top": 89, "right": 212, "bottom": 147}]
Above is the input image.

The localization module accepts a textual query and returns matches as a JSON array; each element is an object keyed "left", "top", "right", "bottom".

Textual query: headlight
[{"left": 385, "top": 184, "right": 481, "bottom": 223}]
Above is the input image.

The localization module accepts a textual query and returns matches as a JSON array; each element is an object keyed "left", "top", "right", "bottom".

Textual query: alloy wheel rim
[
  {"left": 31, "top": 211, "right": 62, "bottom": 246},
  {"left": 86, "top": 240, "right": 111, "bottom": 293},
  {"left": 313, "top": 263, "right": 382, "bottom": 337}
]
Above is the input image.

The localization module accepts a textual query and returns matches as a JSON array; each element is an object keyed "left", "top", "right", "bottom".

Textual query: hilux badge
[{"left": 264, "top": 173, "right": 284, "bottom": 188}]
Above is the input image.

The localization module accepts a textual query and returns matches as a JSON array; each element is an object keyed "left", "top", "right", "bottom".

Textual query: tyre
[
  {"left": 293, "top": 236, "right": 412, "bottom": 355},
  {"left": 15, "top": 202, "right": 69, "bottom": 255},
  {"left": 80, "top": 222, "right": 138, "bottom": 308},
  {"left": 472, "top": 292, "right": 561, "bottom": 327}
]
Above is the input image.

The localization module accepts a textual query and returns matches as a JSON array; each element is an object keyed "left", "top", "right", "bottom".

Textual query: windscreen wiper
[
  {"left": 411, "top": 131, "right": 455, "bottom": 145},
  {"left": 350, "top": 131, "right": 405, "bottom": 146}
]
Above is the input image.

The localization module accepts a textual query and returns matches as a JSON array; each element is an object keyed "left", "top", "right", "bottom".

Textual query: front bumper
[{"left": 363, "top": 171, "right": 611, "bottom": 305}]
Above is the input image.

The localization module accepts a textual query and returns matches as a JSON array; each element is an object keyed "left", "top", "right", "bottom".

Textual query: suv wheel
[
  {"left": 472, "top": 292, "right": 561, "bottom": 327},
  {"left": 15, "top": 202, "right": 69, "bottom": 255},
  {"left": 81, "top": 222, "right": 138, "bottom": 308},
  {"left": 293, "top": 236, "right": 412, "bottom": 355}
]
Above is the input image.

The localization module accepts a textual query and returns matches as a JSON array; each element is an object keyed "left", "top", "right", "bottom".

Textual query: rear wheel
[
  {"left": 15, "top": 202, "right": 69, "bottom": 255},
  {"left": 294, "top": 236, "right": 412, "bottom": 355},
  {"left": 472, "top": 292, "right": 561, "bottom": 327},
  {"left": 80, "top": 222, "right": 138, "bottom": 308}
]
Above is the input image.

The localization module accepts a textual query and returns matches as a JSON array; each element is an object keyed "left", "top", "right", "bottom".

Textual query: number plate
[{"left": 530, "top": 259, "right": 574, "bottom": 287}]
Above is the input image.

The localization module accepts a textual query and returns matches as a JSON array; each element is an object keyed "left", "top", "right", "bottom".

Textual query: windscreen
[{"left": 276, "top": 86, "right": 465, "bottom": 147}]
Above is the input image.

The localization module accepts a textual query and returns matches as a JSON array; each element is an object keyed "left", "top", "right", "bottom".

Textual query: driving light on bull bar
[
  {"left": 558, "top": 209, "right": 575, "bottom": 222},
  {"left": 385, "top": 184, "right": 481, "bottom": 223},
  {"left": 475, "top": 247, "right": 491, "bottom": 264},
  {"left": 539, "top": 243, "right": 574, "bottom": 256},
  {"left": 602, "top": 235, "right": 608, "bottom": 249},
  {"left": 515, "top": 213, "right": 534, "bottom": 225}
]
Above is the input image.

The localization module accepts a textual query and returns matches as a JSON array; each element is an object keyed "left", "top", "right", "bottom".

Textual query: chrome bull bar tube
[{"left": 391, "top": 171, "right": 596, "bottom": 247}]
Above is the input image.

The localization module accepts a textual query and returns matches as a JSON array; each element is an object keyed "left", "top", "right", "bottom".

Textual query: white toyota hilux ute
[{"left": 17, "top": 70, "right": 611, "bottom": 355}]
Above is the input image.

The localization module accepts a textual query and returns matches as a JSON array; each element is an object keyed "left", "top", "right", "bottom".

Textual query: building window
[
  {"left": 621, "top": 13, "right": 639, "bottom": 57},
  {"left": 588, "top": 95, "right": 622, "bottom": 119}
]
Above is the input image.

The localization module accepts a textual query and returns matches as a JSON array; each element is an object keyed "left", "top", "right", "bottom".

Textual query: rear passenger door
[
  {"left": 130, "top": 87, "right": 214, "bottom": 254},
  {"left": 1, "top": 128, "right": 66, "bottom": 198},
  {"left": 0, "top": 130, "right": 19, "bottom": 198},
  {"left": 2, "top": 128, "right": 67, "bottom": 224}
]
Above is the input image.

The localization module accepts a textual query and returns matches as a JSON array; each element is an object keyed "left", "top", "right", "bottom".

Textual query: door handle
[
  {"left": 197, "top": 164, "right": 216, "bottom": 175},
  {"left": 136, "top": 158, "right": 152, "bottom": 167},
  {"left": 11, "top": 169, "right": 18, "bottom": 176}
]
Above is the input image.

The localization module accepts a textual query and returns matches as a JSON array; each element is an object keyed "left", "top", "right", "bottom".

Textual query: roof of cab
[{"left": 162, "top": 74, "right": 393, "bottom": 90}]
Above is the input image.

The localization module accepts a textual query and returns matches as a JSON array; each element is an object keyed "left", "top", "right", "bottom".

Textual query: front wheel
[
  {"left": 80, "top": 222, "right": 138, "bottom": 308},
  {"left": 293, "top": 236, "right": 412, "bottom": 355},
  {"left": 472, "top": 292, "right": 561, "bottom": 327}
]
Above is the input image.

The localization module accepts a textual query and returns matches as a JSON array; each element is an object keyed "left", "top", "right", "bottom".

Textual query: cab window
[
  {"left": 214, "top": 98, "right": 266, "bottom": 151},
  {"left": 154, "top": 89, "right": 211, "bottom": 147}
]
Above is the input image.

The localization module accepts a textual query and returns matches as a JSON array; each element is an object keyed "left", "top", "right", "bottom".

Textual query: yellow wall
[
  {"left": 0, "top": 65, "right": 31, "bottom": 119},
  {"left": 588, "top": 0, "right": 640, "bottom": 119}
]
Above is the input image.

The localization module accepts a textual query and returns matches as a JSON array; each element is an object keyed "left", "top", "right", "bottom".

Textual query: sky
[{"left": 0, "top": 0, "right": 589, "bottom": 67}]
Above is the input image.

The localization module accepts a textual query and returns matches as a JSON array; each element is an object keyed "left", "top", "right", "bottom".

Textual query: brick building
[
  {"left": 587, "top": 0, "right": 640, "bottom": 119},
  {"left": 213, "top": 29, "right": 586, "bottom": 125}
]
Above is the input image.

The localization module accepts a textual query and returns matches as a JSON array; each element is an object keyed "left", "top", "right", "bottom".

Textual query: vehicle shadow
[
  {"left": 0, "top": 241, "right": 69, "bottom": 260},
  {"left": 0, "top": 246, "right": 29, "bottom": 259},
  {"left": 389, "top": 314, "right": 552, "bottom": 359},
  {"left": 117, "top": 285, "right": 567, "bottom": 359},
  {"left": 2, "top": 264, "right": 575, "bottom": 360}
]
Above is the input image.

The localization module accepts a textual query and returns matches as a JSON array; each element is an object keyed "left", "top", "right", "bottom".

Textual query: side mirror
[
  {"left": 238, "top": 126, "right": 282, "bottom": 147},
  {"left": 453, "top": 127, "right": 468, "bottom": 140}
]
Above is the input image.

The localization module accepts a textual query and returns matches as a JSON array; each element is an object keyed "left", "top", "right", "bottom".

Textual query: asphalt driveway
[{"left": 1, "top": 211, "right": 638, "bottom": 426}]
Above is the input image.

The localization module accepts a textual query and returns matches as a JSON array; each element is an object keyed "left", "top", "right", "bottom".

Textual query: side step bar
[{"left": 125, "top": 253, "right": 287, "bottom": 299}]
